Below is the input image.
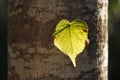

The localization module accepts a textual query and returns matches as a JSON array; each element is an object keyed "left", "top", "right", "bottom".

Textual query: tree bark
[
  {"left": 8, "top": 0, "right": 108, "bottom": 80},
  {"left": 96, "top": 0, "right": 108, "bottom": 80}
]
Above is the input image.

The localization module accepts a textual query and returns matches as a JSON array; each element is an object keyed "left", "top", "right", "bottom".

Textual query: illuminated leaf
[{"left": 53, "top": 19, "right": 88, "bottom": 67}]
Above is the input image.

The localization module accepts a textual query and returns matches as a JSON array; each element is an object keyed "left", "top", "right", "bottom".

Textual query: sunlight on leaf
[{"left": 53, "top": 19, "right": 88, "bottom": 67}]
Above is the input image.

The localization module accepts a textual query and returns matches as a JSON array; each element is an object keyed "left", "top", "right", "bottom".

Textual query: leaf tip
[{"left": 69, "top": 55, "right": 77, "bottom": 67}]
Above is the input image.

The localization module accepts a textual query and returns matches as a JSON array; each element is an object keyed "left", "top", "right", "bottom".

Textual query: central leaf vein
[{"left": 68, "top": 26, "right": 73, "bottom": 54}]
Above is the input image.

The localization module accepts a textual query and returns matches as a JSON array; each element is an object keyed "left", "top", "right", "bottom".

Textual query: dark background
[
  {"left": 0, "top": 0, "right": 8, "bottom": 80},
  {"left": 109, "top": 0, "right": 120, "bottom": 80},
  {"left": 0, "top": 0, "right": 120, "bottom": 80}
]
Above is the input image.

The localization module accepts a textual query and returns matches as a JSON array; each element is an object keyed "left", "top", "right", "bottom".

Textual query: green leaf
[{"left": 53, "top": 19, "right": 88, "bottom": 67}]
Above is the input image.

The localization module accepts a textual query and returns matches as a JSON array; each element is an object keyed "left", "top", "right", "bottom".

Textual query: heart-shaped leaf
[{"left": 53, "top": 19, "right": 88, "bottom": 67}]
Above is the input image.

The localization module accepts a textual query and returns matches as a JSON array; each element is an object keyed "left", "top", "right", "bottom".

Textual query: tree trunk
[
  {"left": 8, "top": 0, "right": 108, "bottom": 80},
  {"left": 96, "top": 0, "right": 108, "bottom": 80}
]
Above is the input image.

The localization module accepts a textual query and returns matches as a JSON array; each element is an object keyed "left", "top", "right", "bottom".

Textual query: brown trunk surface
[{"left": 8, "top": 0, "right": 108, "bottom": 80}]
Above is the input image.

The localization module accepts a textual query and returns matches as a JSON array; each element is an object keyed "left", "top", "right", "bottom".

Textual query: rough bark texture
[
  {"left": 8, "top": 0, "right": 108, "bottom": 80},
  {"left": 96, "top": 0, "right": 108, "bottom": 80}
]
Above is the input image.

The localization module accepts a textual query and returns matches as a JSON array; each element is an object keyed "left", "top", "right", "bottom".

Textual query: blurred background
[
  {"left": 0, "top": 0, "right": 120, "bottom": 80},
  {"left": 0, "top": 0, "right": 8, "bottom": 80},
  {"left": 109, "top": 0, "right": 120, "bottom": 80}
]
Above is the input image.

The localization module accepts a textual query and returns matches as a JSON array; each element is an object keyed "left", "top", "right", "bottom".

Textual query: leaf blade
[{"left": 53, "top": 19, "right": 88, "bottom": 67}]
